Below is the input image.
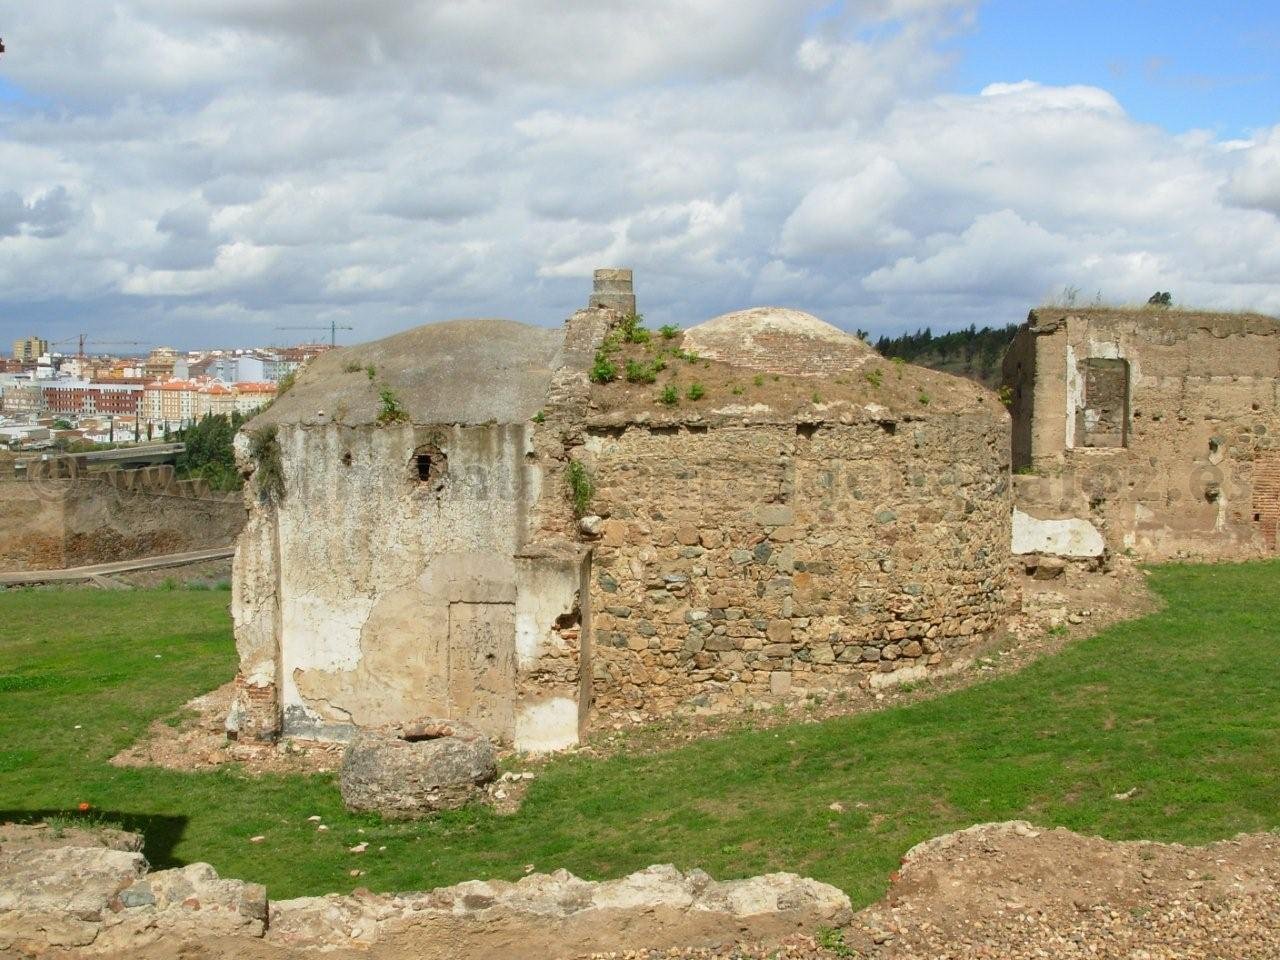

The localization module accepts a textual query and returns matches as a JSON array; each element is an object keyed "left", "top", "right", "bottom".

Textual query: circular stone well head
[{"left": 339, "top": 720, "right": 497, "bottom": 818}]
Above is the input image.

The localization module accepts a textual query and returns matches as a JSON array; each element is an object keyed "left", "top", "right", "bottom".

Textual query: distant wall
[
  {"left": 0, "top": 460, "right": 245, "bottom": 573},
  {"left": 1005, "top": 310, "right": 1280, "bottom": 560}
]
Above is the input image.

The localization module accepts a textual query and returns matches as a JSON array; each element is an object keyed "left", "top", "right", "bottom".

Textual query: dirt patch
[
  {"left": 851, "top": 821, "right": 1280, "bottom": 959},
  {"left": 591, "top": 823, "right": 1280, "bottom": 960},
  {"left": 0, "top": 822, "right": 142, "bottom": 853},
  {"left": 111, "top": 682, "right": 346, "bottom": 777}
]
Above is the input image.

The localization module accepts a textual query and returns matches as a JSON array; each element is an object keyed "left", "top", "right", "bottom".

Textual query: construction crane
[
  {"left": 50, "top": 334, "right": 150, "bottom": 359},
  {"left": 276, "top": 321, "right": 354, "bottom": 348}
]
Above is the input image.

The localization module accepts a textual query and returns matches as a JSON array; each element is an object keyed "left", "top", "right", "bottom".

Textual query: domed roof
[
  {"left": 683, "top": 307, "right": 876, "bottom": 377},
  {"left": 250, "top": 318, "right": 563, "bottom": 429}
]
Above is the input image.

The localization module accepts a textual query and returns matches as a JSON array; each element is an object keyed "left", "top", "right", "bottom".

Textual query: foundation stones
[{"left": 339, "top": 720, "right": 497, "bottom": 817}]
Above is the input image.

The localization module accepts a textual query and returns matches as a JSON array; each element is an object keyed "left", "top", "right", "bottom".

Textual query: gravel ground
[{"left": 590, "top": 822, "right": 1280, "bottom": 960}]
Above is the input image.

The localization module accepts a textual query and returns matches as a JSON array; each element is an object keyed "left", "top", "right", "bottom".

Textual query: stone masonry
[
  {"left": 582, "top": 417, "right": 1009, "bottom": 711},
  {"left": 230, "top": 270, "right": 1013, "bottom": 751},
  {"left": 1003, "top": 307, "right": 1280, "bottom": 560}
]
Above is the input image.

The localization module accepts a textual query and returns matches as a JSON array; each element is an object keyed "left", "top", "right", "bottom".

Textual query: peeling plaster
[
  {"left": 1011, "top": 508, "right": 1105, "bottom": 557},
  {"left": 515, "top": 697, "right": 580, "bottom": 753}
]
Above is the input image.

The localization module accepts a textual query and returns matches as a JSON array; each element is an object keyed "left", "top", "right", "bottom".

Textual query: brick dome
[{"left": 683, "top": 307, "right": 876, "bottom": 377}]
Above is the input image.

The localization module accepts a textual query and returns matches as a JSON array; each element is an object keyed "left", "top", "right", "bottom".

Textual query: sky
[{"left": 0, "top": 1, "right": 1278, "bottom": 351}]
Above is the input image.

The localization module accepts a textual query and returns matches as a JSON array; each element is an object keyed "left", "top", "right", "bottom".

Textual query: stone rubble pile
[{"left": 0, "top": 826, "right": 850, "bottom": 958}]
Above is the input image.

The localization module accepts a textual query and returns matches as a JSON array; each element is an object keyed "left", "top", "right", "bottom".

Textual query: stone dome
[
  {"left": 251, "top": 318, "right": 564, "bottom": 429},
  {"left": 682, "top": 307, "right": 876, "bottom": 377}
]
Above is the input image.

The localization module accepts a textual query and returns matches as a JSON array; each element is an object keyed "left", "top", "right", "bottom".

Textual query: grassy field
[{"left": 1, "top": 562, "right": 1278, "bottom": 906}]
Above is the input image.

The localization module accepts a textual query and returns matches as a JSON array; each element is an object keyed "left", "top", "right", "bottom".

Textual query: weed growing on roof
[
  {"left": 377, "top": 388, "right": 408, "bottom": 425},
  {"left": 658, "top": 385, "right": 679, "bottom": 406}
]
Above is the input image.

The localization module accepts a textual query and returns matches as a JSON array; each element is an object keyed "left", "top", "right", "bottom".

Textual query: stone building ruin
[
  {"left": 229, "top": 271, "right": 1012, "bottom": 752},
  {"left": 1003, "top": 307, "right": 1280, "bottom": 561}
]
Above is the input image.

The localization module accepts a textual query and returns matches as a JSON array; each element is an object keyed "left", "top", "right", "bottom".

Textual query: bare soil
[
  {"left": 111, "top": 682, "right": 346, "bottom": 777},
  {"left": 587, "top": 824, "right": 1280, "bottom": 960}
]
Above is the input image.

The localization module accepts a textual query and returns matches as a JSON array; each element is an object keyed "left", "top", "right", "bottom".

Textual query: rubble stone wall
[
  {"left": 582, "top": 415, "right": 1012, "bottom": 712},
  {"left": 0, "top": 472, "right": 244, "bottom": 573},
  {"left": 1004, "top": 309, "right": 1280, "bottom": 560}
]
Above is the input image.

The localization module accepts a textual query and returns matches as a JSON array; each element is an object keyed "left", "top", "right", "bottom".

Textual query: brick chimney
[{"left": 588, "top": 268, "right": 635, "bottom": 315}]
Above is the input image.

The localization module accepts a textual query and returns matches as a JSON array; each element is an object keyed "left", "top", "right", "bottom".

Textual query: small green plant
[
  {"left": 917, "top": 392, "right": 930, "bottom": 406},
  {"left": 377, "top": 387, "right": 408, "bottom": 424},
  {"left": 248, "top": 424, "right": 285, "bottom": 501},
  {"left": 997, "top": 384, "right": 1014, "bottom": 407},
  {"left": 659, "top": 324, "right": 679, "bottom": 340},
  {"left": 619, "top": 312, "right": 649, "bottom": 344},
  {"left": 891, "top": 356, "right": 906, "bottom": 379},
  {"left": 812, "top": 392, "right": 822, "bottom": 404},
  {"left": 658, "top": 385, "right": 679, "bottom": 406},
  {"left": 531, "top": 410, "right": 546, "bottom": 424},
  {"left": 865, "top": 368, "right": 883, "bottom": 388},
  {"left": 753, "top": 374, "right": 765, "bottom": 387},
  {"left": 590, "top": 352, "right": 618, "bottom": 384},
  {"left": 686, "top": 382, "right": 705, "bottom": 401},
  {"left": 159, "top": 578, "right": 178, "bottom": 592},
  {"left": 365, "top": 364, "right": 377, "bottom": 381},
  {"left": 275, "top": 371, "right": 296, "bottom": 397},
  {"left": 565, "top": 460, "right": 594, "bottom": 518},
  {"left": 816, "top": 926, "right": 855, "bottom": 957},
  {"left": 1013, "top": 464, "right": 1037, "bottom": 476},
  {"left": 343, "top": 360, "right": 363, "bottom": 374},
  {"left": 731, "top": 385, "right": 744, "bottom": 395},
  {"left": 625, "top": 359, "right": 659, "bottom": 384}
]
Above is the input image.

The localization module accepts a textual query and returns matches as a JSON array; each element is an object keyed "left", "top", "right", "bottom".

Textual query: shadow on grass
[{"left": 1, "top": 809, "right": 189, "bottom": 867}]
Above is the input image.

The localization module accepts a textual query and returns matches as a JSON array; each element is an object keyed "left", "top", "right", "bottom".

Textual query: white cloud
[{"left": 0, "top": 1, "right": 1277, "bottom": 348}]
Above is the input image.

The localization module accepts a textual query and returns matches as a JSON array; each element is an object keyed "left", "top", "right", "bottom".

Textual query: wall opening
[
  {"left": 1077, "top": 358, "right": 1129, "bottom": 449},
  {"left": 411, "top": 444, "right": 447, "bottom": 491}
]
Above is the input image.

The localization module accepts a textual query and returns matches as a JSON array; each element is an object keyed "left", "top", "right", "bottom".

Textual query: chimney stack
[{"left": 589, "top": 268, "right": 635, "bottom": 315}]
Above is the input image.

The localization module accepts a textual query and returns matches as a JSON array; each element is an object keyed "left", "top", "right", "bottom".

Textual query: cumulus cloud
[{"left": 1, "top": 0, "right": 1278, "bottom": 348}]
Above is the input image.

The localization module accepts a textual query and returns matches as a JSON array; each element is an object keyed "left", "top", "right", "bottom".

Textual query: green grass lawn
[{"left": 2, "top": 561, "right": 1278, "bottom": 907}]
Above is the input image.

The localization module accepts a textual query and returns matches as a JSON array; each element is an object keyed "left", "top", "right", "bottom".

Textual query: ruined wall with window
[{"left": 1002, "top": 308, "right": 1280, "bottom": 561}]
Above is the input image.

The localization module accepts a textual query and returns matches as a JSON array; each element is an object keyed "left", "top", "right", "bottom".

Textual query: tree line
[{"left": 871, "top": 323, "right": 1020, "bottom": 386}]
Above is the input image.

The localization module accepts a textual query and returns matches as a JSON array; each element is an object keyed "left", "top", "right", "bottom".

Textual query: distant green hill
[{"left": 869, "top": 323, "right": 1019, "bottom": 388}]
